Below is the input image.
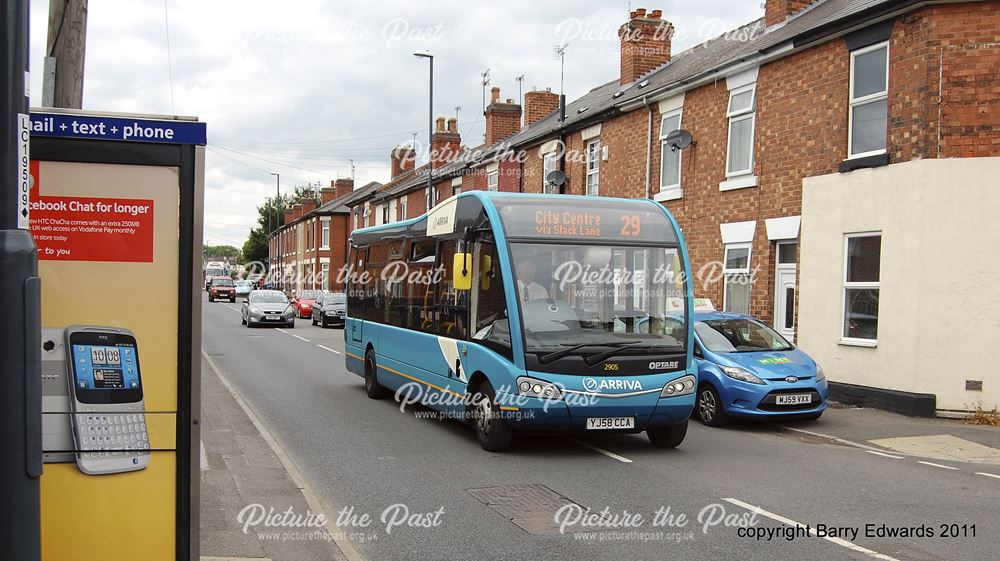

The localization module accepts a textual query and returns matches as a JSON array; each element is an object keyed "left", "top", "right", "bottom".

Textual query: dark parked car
[
  {"left": 241, "top": 290, "right": 296, "bottom": 328},
  {"left": 311, "top": 292, "right": 346, "bottom": 328}
]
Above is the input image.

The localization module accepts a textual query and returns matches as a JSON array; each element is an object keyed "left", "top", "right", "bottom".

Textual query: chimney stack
[
  {"left": 765, "top": 0, "right": 819, "bottom": 26},
  {"left": 321, "top": 187, "right": 337, "bottom": 204},
  {"left": 618, "top": 7, "right": 673, "bottom": 86},
  {"left": 292, "top": 203, "right": 304, "bottom": 221},
  {"left": 283, "top": 207, "right": 294, "bottom": 226},
  {"left": 391, "top": 145, "right": 417, "bottom": 178},
  {"left": 523, "top": 88, "right": 560, "bottom": 127},
  {"left": 334, "top": 178, "right": 354, "bottom": 199},
  {"left": 300, "top": 198, "right": 317, "bottom": 214},
  {"left": 485, "top": 87, "right": 522, "bottom": 146},
  {"left": 431, "top": 115, "right": 461, "bottom": 167}
]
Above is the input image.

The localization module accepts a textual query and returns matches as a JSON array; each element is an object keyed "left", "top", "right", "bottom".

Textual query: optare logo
[
  {"left": 649, "top": 360, "right": 680, "bottom": 370},
  {"left": 582, "top": 377, "right": 642, "bottom": 392}
]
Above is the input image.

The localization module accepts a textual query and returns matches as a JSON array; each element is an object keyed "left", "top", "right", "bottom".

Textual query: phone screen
[{"left": 68, "top": 331, "right": 143, "bottom": 404}]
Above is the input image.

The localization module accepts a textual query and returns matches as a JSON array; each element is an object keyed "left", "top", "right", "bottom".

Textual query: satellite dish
[
  {"left": 664, "top": 129, "right": 694, "bottom": 152},
  {"left": 545, "top": 170, "right": 566, "bottom": 187}
]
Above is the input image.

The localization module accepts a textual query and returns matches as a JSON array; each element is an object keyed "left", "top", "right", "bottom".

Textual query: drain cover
[{"left": 467, "top": 484, "right": 616, "bottom": 535}]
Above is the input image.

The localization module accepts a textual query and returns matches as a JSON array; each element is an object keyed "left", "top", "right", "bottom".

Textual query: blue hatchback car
[{"left": 690, "top": 311, "right": 828, "bottom": 426}]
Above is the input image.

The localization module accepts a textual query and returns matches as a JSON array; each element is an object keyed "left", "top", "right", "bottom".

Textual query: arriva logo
[{"left": 582, "top": 377, "right": 642, "bottom": 392}]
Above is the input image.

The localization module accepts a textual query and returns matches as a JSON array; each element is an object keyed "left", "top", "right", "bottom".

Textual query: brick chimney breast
[
  {"left": 321, "top": 187, "right": 337, "bottom": 204},
  {"left": 301, "top": 198, "right": 317, "bottom": 214},
  {"left": 391, "top": 145, "right": 416, "bottom": 178},
  {"left": 431, "top": 115, "right": 462, "bottom": 167},
  {"left": 485, "top": 87, "right": 522, "bottom": 146},
  {"left": 524, "top": 88, "right": 560, "bottom": 127},
  {"left": 334, "top": 178, "right": 354, "bottom": 199},
  {"left": 618, "top": 7, "right": 673, "bottom": 86},
  {"left": 765, "top": 0, "right": 819, "bottom": 27}
]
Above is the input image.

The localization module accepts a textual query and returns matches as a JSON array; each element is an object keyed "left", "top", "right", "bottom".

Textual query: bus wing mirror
[
  {"left": 479, "top": 255, "right": 492, "bottom": 291},
  {"left": 453, "top": 253, "right": 473, "bottom": 291}
]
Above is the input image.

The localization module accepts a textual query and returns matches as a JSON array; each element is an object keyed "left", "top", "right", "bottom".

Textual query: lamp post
[
  {"left": 270, "top": 172, "right": 280, "bottom": 290},
  {"left": 413, "top": 50, "right": 434, "bottom": 209}
]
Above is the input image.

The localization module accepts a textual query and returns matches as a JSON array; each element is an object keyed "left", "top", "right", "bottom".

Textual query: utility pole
[
  {"left": 270, "top": 172, "right": 280, "bottom": 290},
  {"left": 43, "top": 0, "right": 88, "bottom": 108},
  {"left": 2, "top": 1, "right": 43, "bottom": 560}
]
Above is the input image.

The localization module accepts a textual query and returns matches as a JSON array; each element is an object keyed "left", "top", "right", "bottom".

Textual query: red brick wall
[
  {"left": 618, "top": 10, "right": 673, "bottom": 86},
  {"left": 524, "top": 90, "right": 560, "bottom": 126}
]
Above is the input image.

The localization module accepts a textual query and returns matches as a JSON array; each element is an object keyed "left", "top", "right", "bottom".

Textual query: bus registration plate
[{"left": 586, "top": 417, "right": 635, "bottom": 430}]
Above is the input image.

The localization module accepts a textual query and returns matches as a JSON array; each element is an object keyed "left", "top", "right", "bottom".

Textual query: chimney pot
[
  {"left": 650, "top": 9, "right": 662, "bottom": 19},
  {"left": 635, "top": 7, "right": 646, "bottom": 18},
  {"left": 447, "top": 117, "right": 457, "bottom": 133},
  {"left": 435, "top": 116, "right": 446, "bottom": 132},
  {"left": 490, "top": 86, "right": 500, "bottom": 103}
]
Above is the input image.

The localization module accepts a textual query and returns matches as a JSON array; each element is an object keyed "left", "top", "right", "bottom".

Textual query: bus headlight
[
  {"left": 660, "top": 375, "right": 696, "bottom": 398},
  {"left": 516, "top": 377, "right": 562, "bottom": 400},
  {"left": 720, "top": 366, "right": 765, "bottom": 385}
]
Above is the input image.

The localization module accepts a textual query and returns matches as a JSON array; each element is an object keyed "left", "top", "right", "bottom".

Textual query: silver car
[{"left": 241, "top": 290, "right": 296, "bottom": 328}]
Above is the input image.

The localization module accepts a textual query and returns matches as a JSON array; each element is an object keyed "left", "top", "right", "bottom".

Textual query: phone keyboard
[{"left": 77, "top": 413, "right": 149, "bottom": 459}]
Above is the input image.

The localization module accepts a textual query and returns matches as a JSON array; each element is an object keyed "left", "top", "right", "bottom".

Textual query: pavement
[
  {"left": 200, "top": 353, "right": 350, "bottom": 561},
  {"left": 199, "top": 295, "right": 1000, "bottom": 561}
]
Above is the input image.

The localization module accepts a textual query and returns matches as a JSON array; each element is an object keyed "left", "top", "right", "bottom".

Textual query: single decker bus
[{"left": 345, "top": 192, "right": 695, "bottom": 451}]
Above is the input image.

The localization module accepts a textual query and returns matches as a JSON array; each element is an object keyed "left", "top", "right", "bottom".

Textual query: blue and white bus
[{"left": 344, "top": 192, "right": 695, "bottom": 451}]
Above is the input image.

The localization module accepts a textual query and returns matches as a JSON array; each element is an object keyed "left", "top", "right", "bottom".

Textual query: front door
[{"left": 774, "top": 242, "right": 797, "bottom": 341}]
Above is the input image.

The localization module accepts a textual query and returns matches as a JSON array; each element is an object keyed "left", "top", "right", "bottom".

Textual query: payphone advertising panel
[{"left": 29, "top": 109, "right": 204, "bottom": 561}]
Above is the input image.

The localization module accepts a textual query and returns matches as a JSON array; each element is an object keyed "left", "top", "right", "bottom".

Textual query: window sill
[
  {"left": 719, "top": 175, "right": 758, "bottom": 191},
  {"left": 839, "top": 152, "right": 888, "bottom": 173},
  {"left": 654, "top": 188, "right": 683, "bottom": 202},
  {"left": 838, "top": 338, "right": 877, "bottom": 348}
]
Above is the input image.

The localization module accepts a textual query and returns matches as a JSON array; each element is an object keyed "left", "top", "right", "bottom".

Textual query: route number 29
[{"left": 619, "top": 215, "right": 641, "bottom": 237}]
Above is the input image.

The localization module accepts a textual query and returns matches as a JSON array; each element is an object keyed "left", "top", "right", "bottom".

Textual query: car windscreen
[
  {"left": 250, "top": 292, "right": 288, "bottom": 304},
  {"left": 695, "top": 319, "right": 793, "bottom": 353},
  {"left": 510, "top": 243, "right": 686, "bottom": 363}
]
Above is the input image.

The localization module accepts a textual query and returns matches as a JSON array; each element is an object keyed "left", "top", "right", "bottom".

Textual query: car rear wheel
[
  {"left": 697, "top": 385, "right": 728, "bottom": 427},
  {"left": 471, "top": 382, "right": 513, "bottom": 452},
  {"left": 647, "top": 420, "right": 688, "bottom": 448},
  {"left": 364, "top": 349, "right": 391, "bottom": 399}
]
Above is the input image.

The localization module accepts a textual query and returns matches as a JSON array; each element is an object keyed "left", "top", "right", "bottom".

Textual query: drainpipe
[{"left": 642, "top": 95, "right": 654, "bottom": 200}]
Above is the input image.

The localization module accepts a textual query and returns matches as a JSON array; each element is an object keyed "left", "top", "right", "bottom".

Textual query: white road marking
[
  {"left": 292, "top": 334, "right": 310, "bottom": 342},
  {"left": 317, "top": 345, "right": 341, "bottom": 354},
  {"left": 781, "top": 426, "right": 889, "bottom": 453},
  {"left": 918, "top": 460, "right": 959, "bottom": 471},
  {"left": 202, "top": 350, "right": 369, "bottom": 561},
  {"left": 275, "top": 328, "right": 287, "bottom": 334},
  {"left": 866, "top": 450, "right": 904, "bottom": 459},
  {"left": 975, "top": 472, "right": 1000, "bottom": 480},
  {"left": 723, "top": 498, "right": 901, "bottom": 561},
  {"left": 568, "top": 438, "right": 633, "bottom": 464},
  {"left": 200, "top": 439, "right": 209, "bottom": 472}
]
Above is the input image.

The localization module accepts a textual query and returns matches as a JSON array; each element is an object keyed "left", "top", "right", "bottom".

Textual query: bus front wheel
[
  {"left": 472, "top": 382, "right": 513, "bottom": 452},
  {"left": 647, "top": 420, "right": 688, "bottom": 449},
  {"left": 364, "top": 349, "right": 391, "bottom": 399}
]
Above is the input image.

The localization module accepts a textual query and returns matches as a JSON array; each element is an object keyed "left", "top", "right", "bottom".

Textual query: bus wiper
[
  {"left": 580, "top": 342, "right": 656, "bottom": 366},
  {"left": 537, "top": 340, "right": 643, "bottom": 365}
]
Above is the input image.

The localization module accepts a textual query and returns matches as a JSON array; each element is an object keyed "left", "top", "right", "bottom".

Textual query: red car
[
  {"left": 291, "top": 290, "right": 325, "bottom": 319},
  {"left": 208, "top": 277, "right": 237, "bottom": 302}
]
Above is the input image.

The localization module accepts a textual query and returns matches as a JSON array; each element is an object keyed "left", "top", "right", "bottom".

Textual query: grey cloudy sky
[{"left": 28, "top": 0, "right": 761, "bottom": 247}]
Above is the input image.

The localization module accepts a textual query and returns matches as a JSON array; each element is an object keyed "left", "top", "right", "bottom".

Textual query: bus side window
[
  {"left": 473, "top": 242, "right": 512, "bottom": 359},
  {"left": 434, "top": 240, "right": 469, "bottom": 339},
  {"left": 407, "top": 237, "right": 436, "bottom": 331}
]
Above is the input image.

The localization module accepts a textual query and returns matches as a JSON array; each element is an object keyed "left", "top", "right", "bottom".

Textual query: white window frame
[
  {"left": 586, "top": 139, "right": 601, "bottom": 196},
  {"left": 399, "top": 197, "right": 407, "bottom": 221},
  {"left": 542, "top": 152, "right": 558, "bottom": 194},
  {"left": 848, "top": 41, "right": 890, "bottom": 159},
  {"left": 321, "top": 261, "right": 330, "bottom": 291},
  {"left": 425, "top": 187, "right": 433, "bottom": 209},
  {"left": 725, "top": 84, "right": 756, "bottom": 178},
  {"left": 320, "top": 219, "right": 330, "bottom": 249},
  {"left": 487, "top": 169, "right": 499, "bottom": 191},
  {"left": 658, "top": 109, "right": 683, "bottom": 198},
  {"left": 840, "top": 232, "right": 881, "bottom": 347},
  {"left": 722, "top": 242, "right": 752, "bottom": 314}
]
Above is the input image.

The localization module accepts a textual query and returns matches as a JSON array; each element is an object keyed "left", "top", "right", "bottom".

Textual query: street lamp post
[
  {"left": 413, "top": 50, "right": 434, "bottom": 209},
  {"left": 270, "top": 172, "right": 280, "bottom": 290}
]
